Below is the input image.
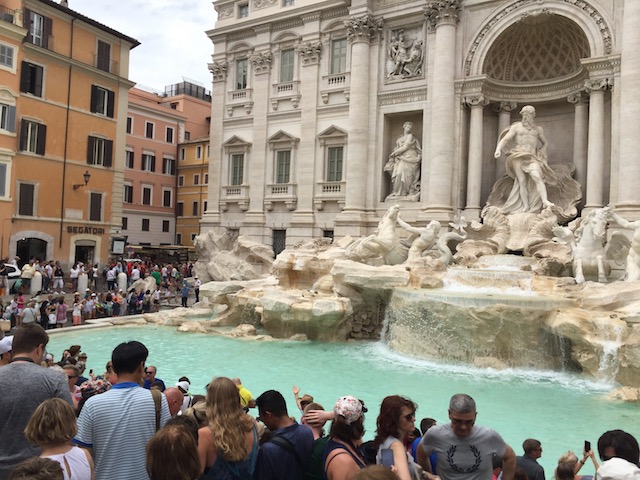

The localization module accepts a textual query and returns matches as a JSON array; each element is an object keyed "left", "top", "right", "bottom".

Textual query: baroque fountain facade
[{"left": 188, "top": 0, "right": 640, "bottom": 398}]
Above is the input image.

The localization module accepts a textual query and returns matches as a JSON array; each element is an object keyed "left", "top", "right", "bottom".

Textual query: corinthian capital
[
  {"left": 584, "top": 78, "right": 612, "bottom": 94},
  {"left": 463, "top": 94, "right": 489, "bottom": 108},
  {"left": 297, "top": 42, "right": 322, "bottom": 66},
  {"left": 208, "top": 60, "right": 228, "bottom": 82},
  {"left": 249, "top": 51, "right": 272, "bottom": 75},
  {"left": 424, "top": 0, "right": 462, "bottom": 29},
  {"left": 344, "top": 15, "right": 384, "bottom": 44}
]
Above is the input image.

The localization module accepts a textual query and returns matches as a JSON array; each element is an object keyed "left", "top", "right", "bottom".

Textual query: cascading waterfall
[{"left": 593, "top": 322, "right": 625, "bottom": 382}]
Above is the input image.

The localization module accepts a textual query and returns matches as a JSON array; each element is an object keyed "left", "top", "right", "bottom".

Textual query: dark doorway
[
  {"left": 272, "top": 229, "right": 286, "bottom": 258},
  {"left": 75, "top": 244, "right": 95, "bottom": 267},
  {"left": 16, "top": 238, "right": 47, "bottom": 267}
]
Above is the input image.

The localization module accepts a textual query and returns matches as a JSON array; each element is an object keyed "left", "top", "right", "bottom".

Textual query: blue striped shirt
[{"left": 74, "top": 382, "right": 170, "bottom": 480}]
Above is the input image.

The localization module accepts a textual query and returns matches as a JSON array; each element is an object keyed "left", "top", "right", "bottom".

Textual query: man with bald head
[
  {"left": 417, "top": 393, "right": 516, "bottom": 480},
  {"left": 163, "top": 387, "right": 184, "bottom": 417}
]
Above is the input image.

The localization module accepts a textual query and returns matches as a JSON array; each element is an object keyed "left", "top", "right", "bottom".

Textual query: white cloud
[{"left": 70, "top": 0, "right": 215, "bottom": 89}]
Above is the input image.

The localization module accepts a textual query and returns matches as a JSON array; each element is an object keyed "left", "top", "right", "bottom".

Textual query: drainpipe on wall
[{"left": 59, "top": 17, "right": 76, "bottom": 249}]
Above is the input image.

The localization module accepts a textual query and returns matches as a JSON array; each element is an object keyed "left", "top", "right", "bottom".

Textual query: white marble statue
[
  {"left": 347, "top": 205, "right": 405, "bottom": 264},
  {"left": 384, "top": 122, "right": 421, "bottom": 200},
  {"left": 494, "top": 105, "right": 557, "bottom": 214},
  {"left": 553, "top": 206, "right": 616, "bottom": 284},
  {"left": 606, "top": 209, "right": 640, "bottom": 281},
  {"left": 397, "top": 217, "right": 441, "bottom": 261}
]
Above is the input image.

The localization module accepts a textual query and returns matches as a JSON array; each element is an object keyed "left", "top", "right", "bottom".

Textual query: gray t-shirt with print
[
  {"left": 0, "top": 362, "right": 72, "bottom": 480},
  {"left": 420, "top": 423, "right": 506, "bottom": 480}
]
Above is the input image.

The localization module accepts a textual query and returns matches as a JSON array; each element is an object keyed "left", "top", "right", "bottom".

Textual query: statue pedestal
[{"left": 506, "top": 212, "right": 538, "bottom": 251}]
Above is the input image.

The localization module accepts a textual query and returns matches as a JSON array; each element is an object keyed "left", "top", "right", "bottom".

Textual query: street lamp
[{"left": 73, "top": 170, "right": 91, "bottom": 190}]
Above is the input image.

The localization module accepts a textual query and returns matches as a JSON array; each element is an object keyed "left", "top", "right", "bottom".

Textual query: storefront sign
[{"left": 66, "top": 226, "right": 106, "bottom": 235}]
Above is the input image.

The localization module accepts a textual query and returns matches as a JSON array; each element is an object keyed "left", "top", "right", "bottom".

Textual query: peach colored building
[
  {"left": 0, "top": 0, "right": 138, "bottom": 268},
  {"left": 123, "top": 82, "right": 211, "bottom": 249}
]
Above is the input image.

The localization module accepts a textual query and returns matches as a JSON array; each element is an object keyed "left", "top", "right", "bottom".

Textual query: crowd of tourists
[
  {"left": 1, "top": 323, "right": 638, "bottom": 480},
  {"left": 0, "top": 258, "right": 202, "bottom": 330}
]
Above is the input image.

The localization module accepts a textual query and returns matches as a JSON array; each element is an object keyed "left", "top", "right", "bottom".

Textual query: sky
[{"left": 70, "top": 0, "right": 216, "bottom": 92}]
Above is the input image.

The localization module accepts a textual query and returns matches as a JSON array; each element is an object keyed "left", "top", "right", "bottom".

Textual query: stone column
[
  {"left": 464, "top": 94, "right": 489, "bottom": 218},
  {"left": 567, "top": 92, "right": 589, "bottom": 206},
  {"left": 202, "top": 59, "right": 228, "bottom": 229},
  {"left": 617, "top": 0, "right": 640, "bottom": 213},
  {"left": 289, "top": 39, "right": 322, "bottom": 243},
  {"left": 494, "top": 102, "right": 517, "bottom": 181},
  {"left": 423, "top": 0, "right": 462, "bottom": 217},
  {"left": 337, "top": 15, "right": 383, "bottom": 234},
  {"left": 584, "top": 79, "right": 610, "bottom": 209}
]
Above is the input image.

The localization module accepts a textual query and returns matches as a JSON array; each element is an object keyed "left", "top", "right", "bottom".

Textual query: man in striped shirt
[{"left": 74, "top": 341, "right": 170, "bottom": 480}]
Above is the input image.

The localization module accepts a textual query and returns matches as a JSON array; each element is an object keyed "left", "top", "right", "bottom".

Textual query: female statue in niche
[{"left": 384, "top": 121, "right": 422, "bottom": 200}]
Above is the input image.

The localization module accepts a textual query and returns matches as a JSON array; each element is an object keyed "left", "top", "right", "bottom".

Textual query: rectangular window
[
  {"left": 126, "top": 117, "right": 132, "bottom": 134},
  {"left": 145, "top": 122, "right": 154, "bottom": 139},
  {"left": 280, "top": 49, "right": 294, "bottom": 82},
  {"left": 89, "top": 192, "right": 102, "bottom": 221},
  {"left": 196, "top": 146, "right": 202, "bottom": 159},
  {"left": 0, "top": 44, "right": 14, "bottom": 68},
  {"left": 203, "top": 201, "right": 208, "bottom": 212},
  {"left": 142, "top": 187, "right": 152, "bottom": 205},
  {"left": 276, "top": 150, "right": 291, "bottom": 184},
  {"left": 193, "top": 174, "right": 200, "bottom": 185},
  {"left": 87, "top": 136, "right": 113, "bottom": 167},
  {"left": 20, "top": 62, "right": 43, "bottom": 97},
  {"left": 0, "top": 104, "right": 16, "bottom": 132},
  {"left": 141, "top": 218, "right": 150, "bottom": 231},
  {"left": 97, "top": 40, "right": 111, "bottom": 72},
  {"left": 207, "top": 145, "right": 210, "bottom": 158},
  {"left": 166, "top": 127, "right": 174, "bottom": 144},
  {"left": 180, "top": 148, "right": 185, "bottom": 161},
  {"left": 191, "top": 233, "right": 197, "bottom": 241},
  {"left": 283, "top": 0, "right": 294, "bottom": 6},
  {"left": 162, "top": 220, "right": 170, "bottom": 232},
  {"left": 163, "top": 189, "right": 172, "bottom": 207},
  {"left": 177, "top": 202, "right": 184, "bottom": 217},
  {"left": 123, "top": 184, "right": 133, "bottom": 203},
  {"left": 18, "top": 183, "right": 35, "bottom": 216},
  {"left": 141, "top": 154, "right": 155, "bottom": 172},
  {"left": 178, "top": 175, "right": 184, "bottom": 187},
  {"left": 162, "top": 157, "right": 175, "bottom": 175},
  {"left": 125, "top": 150, "right": 134, "bottom": 169},
  {"left": 192, "top": 201, "right": 198, "bottom": 216},
  {"left": 90, "top": 85, "right": 114, "bottom": 117},
  {"left": 185, "top": 132, "right": 191, "bottom": 141},
  {"left": 327, "top": 146, "right": 343, "bottom": 181},
  {"left": 26, "top": 11, "right": 51, "bottom": 48},
  {"left": 331, "top": 39, "right": 347, "bottom": 74},
  {"left": 0, "top": 163, "right": 7, "bottom": 197},
  {"left": 204, "top": 173, "right": 209, "bottom": 185},
  {"left": 230, "top": 153, "right": 244, "bottom": 185},
  {"left": 122, "top": 217, "right": 128, "bottom": 230},
  {"left": 272, "top": 229, "right": 286, "bottom": 257},
  {"left": 176, "top": 233, "right": 182, "bottom": 244},
  {"left": 20, "top": 120, "right": 46, "bottom": 155},
  {"left": 236, "top": 59, "right": 248, "bottom": 90},
  {"left": 238, "top": 3, "right": 249, "bottom": 17}
]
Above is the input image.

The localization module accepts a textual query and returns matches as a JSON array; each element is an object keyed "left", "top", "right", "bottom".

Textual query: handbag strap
[{"left": 269, "top": 434, "right": 304, "bottom": 472}]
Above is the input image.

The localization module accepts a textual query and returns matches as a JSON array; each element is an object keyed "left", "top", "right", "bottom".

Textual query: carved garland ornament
[
  {"left": 344, "top": 15, "right": 384, "bottom": 43},
  {"left": 253, "top": 0, "right": 277, "bottom": 10},
  {"left": 464, "top": 0, "right": 613, "bottom": 76}
]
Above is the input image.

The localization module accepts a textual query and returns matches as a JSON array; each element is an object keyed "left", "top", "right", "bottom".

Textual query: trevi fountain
[{"left": 108, "top": 105, "right": 639, "bottom": 402}]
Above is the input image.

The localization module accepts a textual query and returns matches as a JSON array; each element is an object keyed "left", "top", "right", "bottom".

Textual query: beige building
[{"left": 201, "top": 0, "right": 640, "bottom": 254}]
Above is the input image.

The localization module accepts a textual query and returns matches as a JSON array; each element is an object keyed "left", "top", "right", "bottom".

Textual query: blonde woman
[
  {"left": 557, "top": 450, "right": 599, "bottom": 480},
  {"left": 24, "top": 398, "right": 93, "bottom": 480},
  {"left": 197, "top": 377, "right": 259, "bottom": 479}
]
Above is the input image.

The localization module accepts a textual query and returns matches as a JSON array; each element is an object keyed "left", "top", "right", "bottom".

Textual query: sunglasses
[{"left": 145, "top": 371, "right": 154, "bottom": 374}]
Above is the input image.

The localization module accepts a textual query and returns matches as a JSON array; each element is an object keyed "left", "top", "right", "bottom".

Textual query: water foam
[{"left": 348, "top": 341, "right": 614, "bottom": 394}]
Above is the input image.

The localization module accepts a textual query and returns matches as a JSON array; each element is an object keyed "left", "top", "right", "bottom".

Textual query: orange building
[
  {"left": 176, "top": 137, "right": 210, "bottom": 245},
  {"left": 0, "top": 0, "right": 138, "bottom": 268},
  {"left": 123, "top": 82, "right": 210, "bottom": 249}
]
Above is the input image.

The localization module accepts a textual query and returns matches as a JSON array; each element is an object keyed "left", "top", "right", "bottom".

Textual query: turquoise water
[{"left": 48, "top": 325, "right": 639, "bottom": 474}]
